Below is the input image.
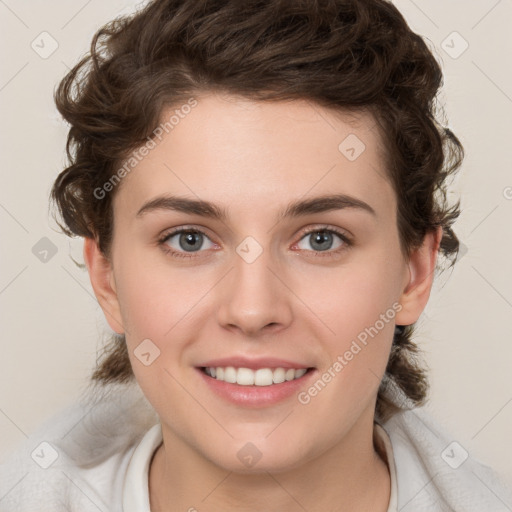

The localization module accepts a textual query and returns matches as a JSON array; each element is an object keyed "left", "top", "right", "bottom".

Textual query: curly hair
[{"left": 51, "top": 0, "right": 464, "bottom": 422}]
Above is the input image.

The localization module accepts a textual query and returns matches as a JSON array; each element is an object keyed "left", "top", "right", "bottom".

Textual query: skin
[{"left": 84, "top": 93, "right": 441, "bottom": 511}]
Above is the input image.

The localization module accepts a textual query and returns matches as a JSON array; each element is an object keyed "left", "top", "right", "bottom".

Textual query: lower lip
[{"left": 196, "top": 368, "right": 316, "bottom": 407}]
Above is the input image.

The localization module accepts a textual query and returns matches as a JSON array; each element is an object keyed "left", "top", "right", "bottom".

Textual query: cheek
[
  {"left": 113, "top": 248, "right": 215, "bottom": 339},
  {"left": 290, "top": 248, "right": 404, "bottom": 402},
  {"left": 293, "top": 265, "right": 401, "bottom": 432},
  {"left": 295, "top": 251, "right": 404, "bottom": 342},
  {"left": 113, "top": 257, "right": 220, "bottom": 398}
]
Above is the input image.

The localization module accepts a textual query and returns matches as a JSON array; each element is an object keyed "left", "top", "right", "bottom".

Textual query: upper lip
[{"left": 197, "top": 356, "right": 313, "bottom": 370}]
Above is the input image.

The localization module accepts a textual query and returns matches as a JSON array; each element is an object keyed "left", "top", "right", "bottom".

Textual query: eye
[
  {"left": 158, "top": 225, "right": 352, "bottom": 260},
  {"left": 159, "top": 228, "right": 216, "bottom": 259},
  {"left": 294, "top": 227, "right": 351, "bottom": 255}
]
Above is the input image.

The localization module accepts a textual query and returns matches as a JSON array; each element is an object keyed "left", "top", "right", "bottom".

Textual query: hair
[{"left": 51, "top": 0, "right": 464, "bottom": 422}]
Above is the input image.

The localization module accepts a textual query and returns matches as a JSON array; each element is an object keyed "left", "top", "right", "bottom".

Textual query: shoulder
[
  {"left": 0, "top": 383, "right": 158, "bottom": 512},
  {"left": 380, "top": 404, "right": 512, "bottom": 511}
]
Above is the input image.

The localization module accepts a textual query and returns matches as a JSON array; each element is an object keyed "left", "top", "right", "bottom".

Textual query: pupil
[
  {"left": 311, "top": 231, "right": 332, "bottom": 251},
  {"left": 180, "top": 232, "right": 202, "bottom": 251}
]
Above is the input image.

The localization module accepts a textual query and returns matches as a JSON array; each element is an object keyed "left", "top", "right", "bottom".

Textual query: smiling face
[{"left": 85, "top": 92, "right": 437, "bottom": 474}]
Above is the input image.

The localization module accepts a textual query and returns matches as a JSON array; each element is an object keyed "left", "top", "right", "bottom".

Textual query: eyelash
[{"left": 158, "top": 225, "right": 353, "bottom": 260}]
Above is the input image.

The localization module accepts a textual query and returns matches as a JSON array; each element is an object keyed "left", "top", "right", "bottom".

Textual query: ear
[
  {"left": 83, "top": 237, "right": 125, "bottom": 334},
  {"left": 395, "top": 226, "right": 442, "bottom": 326}
]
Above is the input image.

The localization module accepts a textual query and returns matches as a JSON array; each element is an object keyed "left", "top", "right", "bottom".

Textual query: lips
[{"left": 195, "top": 356, "right": 316, "bottom": 406}]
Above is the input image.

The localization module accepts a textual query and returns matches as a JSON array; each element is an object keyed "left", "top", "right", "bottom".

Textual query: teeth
[
  {"left": 254, "top": 368, "right": 273, "bottom": 386},
  {"left": 204, "top": 366, "right": 309, "bottom": 386},
  {"left": 273, "top": 367, "right": 286, "bottom": 384},
  {"left": 237, "top": 367, "right": 254, "bottom": 385},
  {"left": 224, "top": 366, "right": 237, "bottom": 384}
]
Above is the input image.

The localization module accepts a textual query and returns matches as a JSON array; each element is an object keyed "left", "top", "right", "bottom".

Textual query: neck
[{"left": 149, "top": 411, "right": 391, "bottom": 512}]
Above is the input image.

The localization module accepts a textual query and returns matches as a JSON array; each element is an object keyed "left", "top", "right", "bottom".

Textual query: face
[{"left": 87, "top": 93, "right": 435, "bottom": 473}]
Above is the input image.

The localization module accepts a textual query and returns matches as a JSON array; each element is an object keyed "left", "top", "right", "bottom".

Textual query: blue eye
[
  {"left": 296, "top": 229, "right": 347, "bottom": 252},
  {"left": 158, "top": 226, "right": 352, "bottom": 260},
  {"left": 159, "top": 229, "right": 216, "bottom": 258}
]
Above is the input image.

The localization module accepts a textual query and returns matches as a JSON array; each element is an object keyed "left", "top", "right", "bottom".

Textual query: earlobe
[
  {"left": 395, "top": 226, "right": 442, "bottom": 326},
  {"left": 83, "top": 237, "right": 125, "bottom": 334}
]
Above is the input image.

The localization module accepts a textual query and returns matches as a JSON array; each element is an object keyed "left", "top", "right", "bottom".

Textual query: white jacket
[{"left": 1, "top": 378, "right": 511, "bottom": 511}]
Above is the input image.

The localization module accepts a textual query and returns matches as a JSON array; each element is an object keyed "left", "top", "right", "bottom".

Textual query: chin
[{"left": 198, "top": 437, "right": 314, "bottom": 475}]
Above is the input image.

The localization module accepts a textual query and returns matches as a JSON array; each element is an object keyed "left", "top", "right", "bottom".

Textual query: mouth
[
  {"left": 195, "top": 357, "right": 317, "bottom": 407},
  {"left": 199, "top": 366, "right": 314, "bottom": 386}
]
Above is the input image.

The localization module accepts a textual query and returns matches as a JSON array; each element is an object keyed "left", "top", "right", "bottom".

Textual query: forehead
[{"left": 112, "top": 93, "right": 395, "bottom": 222}]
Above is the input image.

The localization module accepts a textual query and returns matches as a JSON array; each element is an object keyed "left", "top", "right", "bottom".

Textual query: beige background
[{"left": 1, "top": 0, "right": 511, "bottom": 486}]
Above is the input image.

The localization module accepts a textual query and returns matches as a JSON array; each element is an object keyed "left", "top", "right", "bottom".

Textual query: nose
[{"left": 215, "top": 244, "right": 293, "bottom": 337}]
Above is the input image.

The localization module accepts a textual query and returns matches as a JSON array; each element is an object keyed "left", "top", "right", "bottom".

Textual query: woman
[{"left": 1, "top": 0, "right": 511, "bottom": 510}]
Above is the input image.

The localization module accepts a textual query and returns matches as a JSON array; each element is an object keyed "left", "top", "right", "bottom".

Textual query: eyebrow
[{"left": 136, "top": 193, "right": 376, "bottom": 221}]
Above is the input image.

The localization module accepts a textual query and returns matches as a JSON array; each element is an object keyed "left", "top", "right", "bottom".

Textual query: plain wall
[{"left": 1, "top": 0, "right": 511, "bottom": 485}]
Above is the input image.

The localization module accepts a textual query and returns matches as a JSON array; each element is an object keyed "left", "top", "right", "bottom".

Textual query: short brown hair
[{"left": 51, "top": 0, "right": 464, "bottom": 421}]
